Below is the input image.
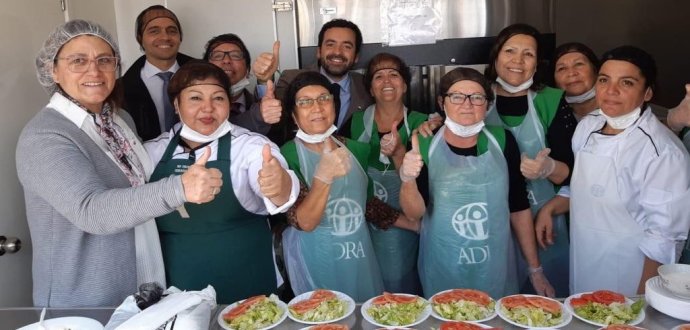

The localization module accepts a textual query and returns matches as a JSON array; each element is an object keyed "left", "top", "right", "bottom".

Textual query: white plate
[
  {"left": 437, "top": 321, "right": 496, "bottom": 329},
  {"left": 496, "top": 294, "right": 572, "bottom": 329},
  {"left": 361, "top": 293, "right": 431, "bottom": 328},
  {"left": 671, "top": 324, "right": 690, "bottom": 330},
  {"left": 646, "top": 276, "right": 690, "bottom": 322},
  {"left": 217, "top": 296, "right": 288, "bottom": 330},
  {"left": 429, "top": 289, "right": 497, "bottom": 323},
  {"left": 17, "top": 316, "right": 103, "bottom": 330},
  {"left": 287, "top": 289, "right": 356, "bottom": 324},
  {"left": 564, "top": 291, "right": 645, "bottom": 327},
  {"left": 298, "top": 325, "right": 351, "bottom": 330}
]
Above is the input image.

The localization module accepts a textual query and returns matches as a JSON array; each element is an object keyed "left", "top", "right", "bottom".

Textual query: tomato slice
[
  {"left": 440, "top": 321, "right": 501, "bottom": 330},
  {"left": 239, "top": 295, "right": 267, "bottom": 308},
  {"left": 310, "top": 324, "right": 349, "bottom": 330},
  {"left": 580, "top": 293, "right": 596, "bottom": 302},
  {"left": 390, "top": 294, "right": 418, "bottom": 304},
  {"left": 604, "top": 325, "right": 644, "bottom": 330},
  {"left": 452, "top": 289, "right": 491, "bottom": 306},
  {"left": 432, "top": 291, "right": 458, "bottom": 304},
  {"left": 372, "top": 294, "right": 391, "bottom": 305},
  {"left": 310, "top": 289, "right": 337, "bottom": 302},
  {"left": 501, "top": 295, "right": 530, "bottom": 309},
  {"left": 569, "top": 297, "right": 589, "bottom": 307},
  {"left": 290, "top": 298, "right": 322, "bottom": 314},
  {"left": 593, "top": 290, "right": 626, "bottom": 305},
  {"left": 222, "top": 303, "right": 249, "bottom": 322},
  {"left": 526, "top": 296, "right": 561, "bottom": 314}
]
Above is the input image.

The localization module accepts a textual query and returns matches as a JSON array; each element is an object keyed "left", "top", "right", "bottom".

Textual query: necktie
[
  {"left": 331, "top": 82, "right": 344, "bottom": 126},
  {"left": 157, "top": 71, "right": 175, "bottom": 131}
]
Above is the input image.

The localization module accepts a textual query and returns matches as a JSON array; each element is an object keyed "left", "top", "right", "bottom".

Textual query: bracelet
[{"left": 528, "top": 266, "right": 543, "bottom": 275}]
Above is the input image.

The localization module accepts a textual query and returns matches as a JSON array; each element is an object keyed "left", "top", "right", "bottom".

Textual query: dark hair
[
  {"left": 283, "top": 71, "right": 341, "bottom": 116},
  {"left": 318, "top": 19, "right": 363, "bottom": 55},
  {"left": 554, "top": 42, "right": 599, "bottom": 72},
  {"left": 439, "top": 67, "right": 494, "bottom": 104},
  {"left": 135, "top": 5, "right": 182, "bottom": 46},
  {"left": 364, "top": 52, "right": 411, "bottom": 93},
  {"left": 484, "top": 23, "right": 545, "bottom": 90},
  {"left": 168, "top": 60, "right": 230, "bottom": 101},
  {"left": 202, "top": 33, "right": 251, "bottom": 68},
  {"left": 600, "top": 45, "right": 657, "bottom": 92}
]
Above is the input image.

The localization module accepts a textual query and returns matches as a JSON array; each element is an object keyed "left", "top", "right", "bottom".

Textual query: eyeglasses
[
  {"left": 444, "top": 92, "right": 488, "bottom": 106},
  {"left": 57, "top": 56, "right": 119, "bottom": 73},
  {"left": 296, "top": 94, "right": 334, "bottom": 108},
  {"left": 209, "top": 50, "right": 244, "bottom": 62}
]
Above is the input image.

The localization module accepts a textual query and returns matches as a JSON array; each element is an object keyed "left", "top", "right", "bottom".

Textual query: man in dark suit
[
  {"left": 120, "top": 5, "right": 194, "bottom": 141},
  {"left": 254, "top": 19, "right": 373, "bottom": 145}
]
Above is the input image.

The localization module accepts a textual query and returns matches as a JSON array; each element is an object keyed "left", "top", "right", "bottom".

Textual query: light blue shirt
[
  {"left": 320, "top": 67, "right": 351, "bottom": 128},
  {"left": 140, "top": 61, "right": 180, "bottom": 132}
]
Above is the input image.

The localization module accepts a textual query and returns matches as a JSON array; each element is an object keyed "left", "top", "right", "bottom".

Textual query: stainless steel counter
[{"left": 3, "top": 304, "right": 686, "bottom": 330}]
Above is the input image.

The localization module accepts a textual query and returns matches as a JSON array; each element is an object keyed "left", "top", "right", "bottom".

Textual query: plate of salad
[
  {"left": 597, "top": 325, "right": 648, "bottom": 330},
  {"left": 362, "top": 292, "right": 431, "bottom": 328},
  {"left": 218, "top": 294, "right": 287, "bottom": 330},
  {"left": 565, "top": 290, "right": 645, "bottom": 327},
  {"left": 438, "top": 320, "right": 502, "bottom": 329},
  {"left": 288, "top": 289, "right": 355, "bottom": 324},
  {"left": 429, "top": 289, "right": 497, "bottom": 322},
  {"left": 497, "top": 294, "right": 571, "bottom": 328}
]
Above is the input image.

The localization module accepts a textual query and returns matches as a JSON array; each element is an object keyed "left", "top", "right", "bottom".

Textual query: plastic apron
[
  {"left": 418, "top": 127, "right": 517, "bottom": 299},
  {"left": 683, "top": 129, "right": 690, "bottom": 152},
  {"left": 570, "top": 133, "right": 645, "bottom": 296},
  {"left": 682, "top": 130, "right": 690, "bottom": 264},
  {"left": 357, "top": 105, "right": 421, "bottom": 294},
  {"left": 150, "top": 132, "right": 276, "bottom": 304},
  {"left": 282, "top": 137, "right": 384, "bottom": 302},
  {"left": 485, "top": 89, "right": 569, "bottom": 297}
]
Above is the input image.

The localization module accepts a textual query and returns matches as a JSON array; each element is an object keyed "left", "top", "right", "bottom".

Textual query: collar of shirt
[
  {"left": 142, "top": 60, "right": 180, "bottom": 79},
  {"left": 48, "top": 93, "right": 90, "bottom": 128},
  {"left": 320, "top": 67, "right": 351, "bottom": 93}
]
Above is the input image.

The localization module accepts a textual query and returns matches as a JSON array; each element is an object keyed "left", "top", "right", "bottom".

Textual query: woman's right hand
[
  {"left": 181, "top": 147, "right": 223, "bottom": 204},
  {"left": 400, "top": 134, "right": 423, "bottom": 182},
  {"left": 313, "top": 142, "right": 351, "bottom": 184}
]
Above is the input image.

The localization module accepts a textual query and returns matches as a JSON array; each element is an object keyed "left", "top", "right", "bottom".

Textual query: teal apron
[
  {"left": 150, "top": 132, "right": 276, "bottom": 304},
  {"left": 282, "top": 137, "right": 384, "bottom": 303},
  {"left": 356, "top": 105, "right": 421, "bottom": 294},
  {"left": 419, "top": 127, "right": 517, "bottom": 299},
  {"left": 486, "top": 89, "right": 569, "bottom": 297}
]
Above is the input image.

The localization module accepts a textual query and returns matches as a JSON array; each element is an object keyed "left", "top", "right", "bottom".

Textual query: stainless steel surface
[
  {"left": 296, "top": 0, "right": 554, "bottom": 47},
  {"left": 0, "top": 235, "right": 22, "bottom": 256}
]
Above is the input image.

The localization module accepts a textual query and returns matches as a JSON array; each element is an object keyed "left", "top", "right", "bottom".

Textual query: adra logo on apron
[
  {"left": 373, "top": 180, "right": 388, "bottom": 202},
  {"left": 451, "top": 202, "right": 490, "bottom": 240},
  {"left": 327, "top": 197, "right": 364, "bottom": 236}
]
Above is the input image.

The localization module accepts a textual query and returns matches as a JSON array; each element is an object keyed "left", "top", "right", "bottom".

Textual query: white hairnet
[{"left": 35, "top": 19, "right": 120, "bottom": 94}]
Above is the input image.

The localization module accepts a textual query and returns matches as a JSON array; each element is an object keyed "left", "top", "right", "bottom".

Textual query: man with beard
[
  {"left": 254, "top": 18, "right": 373, "bottom": 145},
  {"left": 120, "top": 5, "right": 194, "bottom": 141}
]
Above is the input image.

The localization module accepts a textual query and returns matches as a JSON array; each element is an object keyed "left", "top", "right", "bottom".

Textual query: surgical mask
[
  {"left": 565, "top": 87, "right": 596, "bottom": 104},
  {"left": 496, "top": 76, "right": 533, "bottom": 94},
  {"left": 180, "top": 117, "right": 232, "bottom": 143},
  {"left": 231, "top": 77, "right": 250, "bottom": 97},
  {"left": 444, "top": 116, "right": 485, "bottom": 137},
  {"left": 295, "top": 125, "right": 337, "bottom": 144},
  {"left": 600, "top": 106, "right": 641, "bottom": 130}
]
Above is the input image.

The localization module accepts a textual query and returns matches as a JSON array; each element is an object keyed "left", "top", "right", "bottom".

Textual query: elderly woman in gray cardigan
[{"left": 15, "top": 20, "right": 222, "bottom": 307}]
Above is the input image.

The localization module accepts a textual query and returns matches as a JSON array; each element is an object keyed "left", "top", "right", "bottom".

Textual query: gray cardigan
[{"left": 16, "top": 105, "right": 185, "bottom": 307}]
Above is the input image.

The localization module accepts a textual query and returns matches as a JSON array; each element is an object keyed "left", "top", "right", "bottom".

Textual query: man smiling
[{"left": 120, "top": 5, "right": 194, "bottom": 141}]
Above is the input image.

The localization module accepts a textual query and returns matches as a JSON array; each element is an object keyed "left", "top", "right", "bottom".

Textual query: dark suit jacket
[
  {"left": 119, "top": 53, "right": 194, "bottom": 141},
  {"left": 230, "top": 88, "right": 271, "bottom": 135}
]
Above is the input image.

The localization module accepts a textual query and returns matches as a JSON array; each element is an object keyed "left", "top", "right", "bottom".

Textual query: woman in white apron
[
  {"left": 570, "top": 46, "right": 690, "bottom": 295},
  {"left": 279, "top": 72, "right": 415, "bottom": 302},
  {"left": 398, "top": 67, "right": 554, "bottom": 299},
  {"left": 483, "top": 24, "right": 577, "bottom": 297}
]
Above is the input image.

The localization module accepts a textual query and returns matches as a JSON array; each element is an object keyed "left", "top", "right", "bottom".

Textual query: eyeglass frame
[
  {"left": 208, "top": 50, "right": 244, "bottom": 62},
  {"left": 443, "top": 92, "right": 489, "bottom": 106},
  {"left": 295, "top": 93, "right": 334, "bottom": 109},
  {"left": 56, "top": 56, "right": 119, "bottom": 73}
]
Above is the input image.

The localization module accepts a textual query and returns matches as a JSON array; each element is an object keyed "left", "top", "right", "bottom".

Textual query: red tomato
[
  {"left": 432, "top": 292, "right": 458, "bottom": 304},
  {"left": 569, "top": 297, "right": 589, "bottom": 307},
  {"left": 501, "top": 295, "right": 530, "bottom": 309},
  {"left": 310, "top": 289, "right": 337, "bottom": 302},
  {"left": 580, "top": 293, "right": 596, "bottom": 302},
  {"left": 593, "top": 290, "right": 626, "bottom": 305},
  {"left": 390, "top": 294, "right": 418, "bottom": 304},
  {"left": 440, "top": 321, "right": 501, "bottom": 330},
  {"left": 453, "top": 289, "right": 491, "bottom": 306},
  {"left": 311, "top": 324, "right": 349, "bottom": 330},
  {"left": 290, "top": 298, "right": 322, "bottom": 314},
  {"left": 239, "top": 295, "right": 266, "bottom": 308},
  {"left": 222, "top": 303, "right": 249, "bottom": 322},
  {"left": 604, "top": 325, "right": 645, "bottom": 330},
  {"left": 526, "top": 296, "right": 561, "bottom": 314},
  {"left": 372, "top": 294, "right": 391, "bottom": 305}
]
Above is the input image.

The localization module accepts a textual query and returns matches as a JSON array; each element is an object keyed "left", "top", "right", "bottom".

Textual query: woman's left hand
[
  {"left": 380, "top": 120, "right": 402, "bottom": 156},
  {"left": 258, "top": 144, "right": 289, "bottom": 201},
  {"left": 529, "top": 267, "right": 556, "bottom": 298}
]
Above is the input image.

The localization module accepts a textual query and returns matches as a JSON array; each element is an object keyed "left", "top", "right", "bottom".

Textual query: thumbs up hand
[
  {"left": 667, "top": 83, "right": 690, "bottom": 131},
  {"left": 258, "top": 144, "right": 288, "bottom": 199},
  {"left": 380, "top": 120, "right": 402, "bottom": 157},
  {"left": 520, "top": 148, "right": 556, "bottom": 180},
  {"left": 181, "top": 146, "right": 223, "bottom": 204},
  {"left": 253, "top": 40, "right": 280, "bottom": 83},
  {"left": 400, "top": 133, "right": 423, "bottom": 182},
  {"left": 260, "top": 80, "right": 282, "bottom": 124},
  {"left": 313, "top": 141, "right": 351, "bottom": 184}
]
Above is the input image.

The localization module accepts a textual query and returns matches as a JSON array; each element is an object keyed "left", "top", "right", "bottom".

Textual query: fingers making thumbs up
[
  {"left": 258, "top": 144, "right": 289, "bottom": 200},
  {"left": 667, "top": 83, "right": 690, "bottom": 131},
  {"left": 313, "top": 141, "right": 351, "bottom": 184},
  {"left": 180, "top": 146, "right": 223, "bottom": 204},
  {"left": 253, "top": 40, "right": 280, "bottom": 83},
  {"left": 520, "top": 147, "right": 556, "bottom": 180},
  {"left": 400, "top": 133, "right": 423, "bottom": 182},
  {"left": 379, "top": 120, "right": 402, "bottom": 157},
  {"left": 260, "top": 80, "right": 282, "bottom": 124}
]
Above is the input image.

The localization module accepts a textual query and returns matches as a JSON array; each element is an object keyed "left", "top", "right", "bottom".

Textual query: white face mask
[
  {"left": 600, "top": 106, "right": 642, "bottom": 130},
  {"left": 230, "top": 77, "right": 250, "bottom": 97},
  {"left": 496, "top": 76, "right": 534, "bottom": 94},
  {"left": 295, "top": 125, "right": 337, "bottom": 144},
  {"left": 444, "top": 116, "right": 485, "bottom": 138},
  {"left": 565, "top": 87, "right": 596, "bottom": 104},
  {"left": 179, "top": 117, "right": 232, "bottom": 143}
]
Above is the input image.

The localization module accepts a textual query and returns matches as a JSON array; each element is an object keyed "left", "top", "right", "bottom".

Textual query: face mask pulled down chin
[
  {"left": 565, "top": 87, "right": 596, "bottom": 104},
  {"left": 600, "top": 106, "right": 642, "bottom": 130},
  {"left": 445, "top": 116, "right": 485, "bottom": 137},
  {"left": 180, "top": 118, "right": 232, "bottom": 143},
  {"left": 230, "top": 77, "right": 250, "bottom": 97},
  {"left": 296, "top": 125, "right": 337, "bottom": 144},
  {"left": 496, "top": 76, "right": 534, "bottom": 94}
]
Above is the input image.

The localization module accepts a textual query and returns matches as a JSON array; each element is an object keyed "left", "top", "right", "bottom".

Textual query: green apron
[{"left": 150, "top": 132, "right": 276, "bottom": 304}]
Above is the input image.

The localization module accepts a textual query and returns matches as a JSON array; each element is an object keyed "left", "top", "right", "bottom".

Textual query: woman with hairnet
[{"left": 16, "top": 20, "right": 221, "bottom": 307}]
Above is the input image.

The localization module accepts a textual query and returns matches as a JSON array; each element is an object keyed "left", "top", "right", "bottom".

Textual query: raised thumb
[
  {"left": 272, "top": 40, "right": 281, "bottom": 63},
  {"left": 536, "top": 148, "right": 552, "bottom": 160},
  {"left": 195, "top": 146, "right": 212, "bottom": 166},
  {"left": 390, "top": 120, "right": 400, "bottom": 137},
  {"left": 262, "top": 144, "right": 273, "bottom": 165},
  {"left": 410, "top": 133, "right": 420, "bottom": 152},
  {"left": 265, "top": 80, "right": 275, "bottom": 99}
]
